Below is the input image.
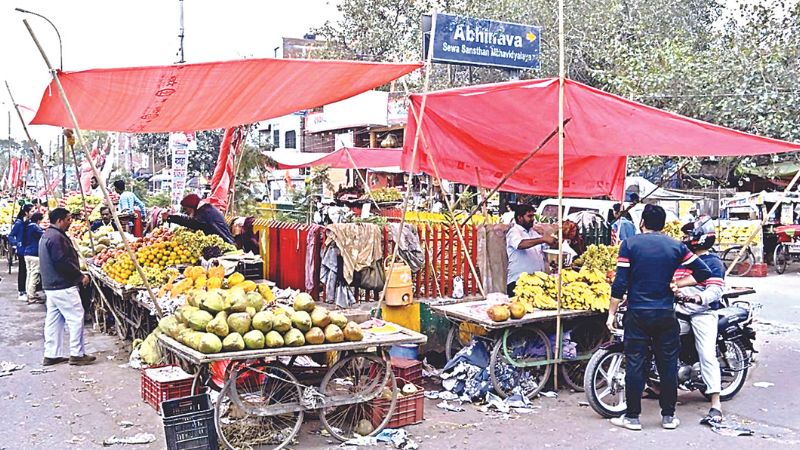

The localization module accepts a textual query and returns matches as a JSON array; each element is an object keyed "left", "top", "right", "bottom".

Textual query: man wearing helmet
[{"left": 674, "top": 217, "right": 725, "bottom": 424}]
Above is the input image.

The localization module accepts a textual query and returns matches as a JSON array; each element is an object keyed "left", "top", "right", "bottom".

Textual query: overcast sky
[{"left": 0, "top": 0, "right": 340, "bottom": 152}]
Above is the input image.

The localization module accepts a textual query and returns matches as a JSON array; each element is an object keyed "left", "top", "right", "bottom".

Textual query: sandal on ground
[{"left": 700, "top": 408, "right": 723, "bottom": 425}]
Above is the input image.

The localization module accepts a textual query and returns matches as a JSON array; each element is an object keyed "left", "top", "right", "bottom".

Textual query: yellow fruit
[
  {"left": 194, "top": 275, "right": 207, "bottom": 290},
  {"left": 227, "top": 272, "right": 245, "bottom": 287},
  {"left": 207, "top": 277, "right": 223, "bottom": 290},
  {"left": 239, "top": 280, "right": 256, "bottom": 293}
]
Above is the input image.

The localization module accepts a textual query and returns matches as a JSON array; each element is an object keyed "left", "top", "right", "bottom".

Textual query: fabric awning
[
  {"left": 403, "top": 78, "right": 800, "bottom": 199},
  {"left": 268, "top": 147, "right": 402, "bottom": 170},
  {"left": 31, "top": 58, "right": 421, "bottom": 132}
]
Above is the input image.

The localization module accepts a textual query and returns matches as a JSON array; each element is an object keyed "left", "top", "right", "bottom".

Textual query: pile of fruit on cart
[
  {"left": 95, "top": 226, "right": 237, "bottom": 286},
  {"left": 156, "top": 270, "right": 364, "bottom": 354}
]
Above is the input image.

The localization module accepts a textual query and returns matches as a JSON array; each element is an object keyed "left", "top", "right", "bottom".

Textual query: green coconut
[
  {"left": 252, "top": 311, "right": 274, "bottom": 333},
  {"left": 243, "top": 330, "right": 265, "bottom": 350}
]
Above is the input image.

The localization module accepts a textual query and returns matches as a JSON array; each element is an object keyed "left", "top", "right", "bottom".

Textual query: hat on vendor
[{"left": 180, "top": 193, "right": 201, "bottom": 209}]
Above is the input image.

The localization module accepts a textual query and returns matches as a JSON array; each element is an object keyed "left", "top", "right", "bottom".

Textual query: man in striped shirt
[
  {"left": 607, "top": 204, "right": 713, "bottom": 431},
  {"left": 675, "top": 219, "right": 726, "bottom": 424}
]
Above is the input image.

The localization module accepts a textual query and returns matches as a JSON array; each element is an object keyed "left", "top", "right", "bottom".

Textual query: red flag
[
  {"left": 208, "top": 127, "right": 245, "bottom": 212},
  {"left": 16, "top": 159, "right": 29, "bottom": 188}
]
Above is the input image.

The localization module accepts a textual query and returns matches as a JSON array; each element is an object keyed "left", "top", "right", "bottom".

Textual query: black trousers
[
  {"left": 17, "top": 254, "right": 27, "bottom": 293},
  {"left": 623, "top": 309, "right": 680, "bottom": 418}
]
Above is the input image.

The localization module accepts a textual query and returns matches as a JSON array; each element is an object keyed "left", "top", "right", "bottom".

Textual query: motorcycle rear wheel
[{"left": 705, "top": 341, "right": 748, "bottom": 402}]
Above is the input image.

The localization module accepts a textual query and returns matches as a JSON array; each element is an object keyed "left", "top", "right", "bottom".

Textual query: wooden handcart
[
  {"left": 431, "top": 299, "right": 608, "bottom": 397},
  {"left": 158, "top": 324, "right": 427, "bottom": 450}
]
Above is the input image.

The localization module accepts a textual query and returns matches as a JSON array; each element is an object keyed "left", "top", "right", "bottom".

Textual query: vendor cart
[
  {"left": 158, "top": 324, "right": 426, "bottom": 449},
  {"left": 87, "top": 265, "right": 157, "bottom": 340},
  {"left": 431, "top": 299, "right": 607, "bottom": 397}
]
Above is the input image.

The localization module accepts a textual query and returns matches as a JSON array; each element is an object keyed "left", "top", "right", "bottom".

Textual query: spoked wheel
[
  {"left": 721, "top": 246, "right": 755, "bottom": 277},
  {"left": 445, "top": 322, "right": 489, "bottom": 361},
  {"left": 319, "top": 353, "right": 397, "bottom": 442},
  {"left": 489, "top": 327, "right": 552, "bottom": 399},
  {"left": 583, "top": 348, "right": 627, "bottom": 418},
  {"left": 709, "top": 341, "right": 749, "bottom": 402},
  {"left": 561, "top": 321, "right": 610, "bottom": 392},
  {"left": 774, "top": 245, "right": 788, "bottom": 274},
  {"left": 216, "top": 362, "right": 305, "bottom": 450}
]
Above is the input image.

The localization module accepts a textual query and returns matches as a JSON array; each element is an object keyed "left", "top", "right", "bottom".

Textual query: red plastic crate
[
  {"left": 140, "top": 365, "right": 197, "bottom": 413},
  {"left": 371, "top": 381, "right": 424, "bottom": 429},
  {"left": 390, "top": 357, "right": 422, "bottom": 385}
]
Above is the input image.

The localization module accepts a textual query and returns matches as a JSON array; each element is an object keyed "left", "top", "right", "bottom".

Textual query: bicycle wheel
[
  {"left": 721, "top": 246, "right": 754, "bottom": 277},
  {"left": 489, "top": 327, "right": 552, "bottom": 399},
  {"left": 215, "top": 363, "right": 304, "bottom": 450},
  {"left": 561, "top": 321, "right": 610, "bottom": 392},
  {"left": 774, "top": 245, "right": 788, "bottom": 274},
  {"left": 319, "top": 353, "right": 397, "bottom": 442}
]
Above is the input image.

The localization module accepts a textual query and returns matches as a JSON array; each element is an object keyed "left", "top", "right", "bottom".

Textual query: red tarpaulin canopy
[
  {"left": 403, "top": 78, "right": 800, "bottom": 199},
  {"left": 269, "top": 147, "right": 402, "bottom": 170},
  {"left": 31, "top": 58, "right": 421, "bottom": 133}
]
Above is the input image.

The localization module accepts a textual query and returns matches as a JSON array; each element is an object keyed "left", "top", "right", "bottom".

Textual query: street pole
[
  {"left": 61, "top": 134, "right": 66, "bottom": 195},
  {"left": 177, "top": 0, "right": 185, "bottom": 63}
]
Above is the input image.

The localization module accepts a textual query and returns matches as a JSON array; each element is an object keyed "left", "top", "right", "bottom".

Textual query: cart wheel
[
  {"left": 560, "top": 321, "right": 610, "bottom": 392},
  {"left": 216, "top": 363, "right": 304, "bottom": 450},
  {"left": 489, "top": 327, "right": 552, "bottom": 399},
  {"left": 445, "top": 322, "right": 489, "bottom": 361},
  {"left": 774, "top": 245, "right": 788, "bottom": 274},
  {"left": 721, "top": 246, "right": 755, "bottom": 277},
  {"left": 319, "top": 353, "right": 397, "bottom": 442}
]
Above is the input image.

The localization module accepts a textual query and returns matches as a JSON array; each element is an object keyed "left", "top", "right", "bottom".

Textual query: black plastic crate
[
  {"left": 161, "top": 393, "right": 211, "bottom": 418},
  {"left": 236, "top": 260, "right": 263, "bottom": 280},
  {"left": 161, "top": 394, "right": 218, "bottom": 450}
]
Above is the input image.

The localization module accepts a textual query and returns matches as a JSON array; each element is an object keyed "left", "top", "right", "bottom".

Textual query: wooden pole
[
  {"left": 459, "top": 119, "right": 571, "bottom": 227},
  {"left": 554, "top": 0, "right": 566, "bottom": 391},
  {"left": 375, "top": 11, "right": 438, "bottom": 317},
  {"left": 725, "top": 169, "right": 800, "bottom": 276},
  {"left": 23, "top": 19, "right": 165, "bottom": 318}
]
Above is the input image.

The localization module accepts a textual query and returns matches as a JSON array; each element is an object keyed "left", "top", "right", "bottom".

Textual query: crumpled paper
[{"left": 102, "top": 433, "right": 156, "bottom": 446}]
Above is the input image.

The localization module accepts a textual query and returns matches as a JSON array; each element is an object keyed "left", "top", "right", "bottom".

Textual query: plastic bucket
[{"left": 389, "top": 344, "right": 419, "bottom": 360}]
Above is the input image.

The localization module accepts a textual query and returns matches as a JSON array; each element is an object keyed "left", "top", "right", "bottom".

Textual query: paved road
[{"left": 0, "top": 264, "right": 798, "bottom": 449}]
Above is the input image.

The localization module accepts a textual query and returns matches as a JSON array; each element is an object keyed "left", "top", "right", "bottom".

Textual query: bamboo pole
[
  {"left": 65, "top": 133, "right": 96, "bottom": 255},
  {"left": 23, "top": 19, "right": 165, "bottom": 318},
  {"left": 374, "top": 12, "right": 438, "bottom": 317},
  {"left": 725, "top": 169, "right": 800, "bottom": 276},
  {"left": 459, "top": 119, "right": 571, "bottom": 227},
  {"left": 554, "top": 0, "right": 566, "bottom": 391}
]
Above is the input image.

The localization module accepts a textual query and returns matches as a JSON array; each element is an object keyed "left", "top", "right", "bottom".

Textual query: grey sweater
[{"left": 39, "top": 227, "right": 83, "bottom": 290}]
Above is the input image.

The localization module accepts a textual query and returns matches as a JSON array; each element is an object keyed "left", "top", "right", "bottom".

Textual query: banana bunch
[
  {"left": 513, "top": 268, "right": 611, "bottom": 312},
  {"left": 572, "top": 244, "right": 619, "bottom": 272},
  {"left": 663, "top": 220, "right": 683, "bottom": 239}
]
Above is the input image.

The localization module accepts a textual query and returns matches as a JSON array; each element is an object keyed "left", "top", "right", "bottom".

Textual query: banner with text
[
  {"left": 169, "top": 132, "right": 196, "bottom": 206},
  {"left": 424, "top": 13, "right": 541, "bottom": 70}
]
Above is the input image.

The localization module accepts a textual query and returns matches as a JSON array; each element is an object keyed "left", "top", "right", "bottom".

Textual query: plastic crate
[
  {"left": 390, "top": 357, "right": 422, "bottom": 384},
  {"left": 236, "top": 260, "right": 264, "bottom": 280},
  {"left": 141, "top": 365, "right": 196, "bottom": 413},
  {"left": 371, "top": 381, "right": 424, "bottom": 428},
  {"left": 162, "top": 394, "right": 218, "bottom": 450}
]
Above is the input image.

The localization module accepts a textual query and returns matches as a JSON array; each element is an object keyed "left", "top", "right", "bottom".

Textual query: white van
[{"left": 535, "top": 198, "right": 679, "bottom": 231}]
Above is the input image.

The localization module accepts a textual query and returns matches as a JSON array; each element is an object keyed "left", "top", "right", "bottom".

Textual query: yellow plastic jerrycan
[{"left": 384, "top": 260, "right": 413, "bottom": 306}]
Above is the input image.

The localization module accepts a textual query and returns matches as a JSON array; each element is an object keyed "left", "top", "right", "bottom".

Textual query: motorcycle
[{"left": 583, "top": 288, "right": 757, "bottom": 418}]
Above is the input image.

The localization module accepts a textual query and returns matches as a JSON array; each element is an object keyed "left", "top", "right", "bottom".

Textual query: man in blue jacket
[
  {"left": 23, "top": 212, "right": 46, "bottom": 304},
  {"left": 39, "top": 208, "right": 95, "bottom": 366},
  {"left": 607, "top": 204, "right": 713, "bottom": 431}
]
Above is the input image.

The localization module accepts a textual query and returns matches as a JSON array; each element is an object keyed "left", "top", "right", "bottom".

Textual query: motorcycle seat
[{"left": 717, "top": 306, "right": 748, "bottom": 331}]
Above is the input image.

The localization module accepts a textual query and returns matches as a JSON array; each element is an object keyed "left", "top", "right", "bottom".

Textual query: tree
[{"left": 310, "top": 0, "right": 800, "bottom": 189}]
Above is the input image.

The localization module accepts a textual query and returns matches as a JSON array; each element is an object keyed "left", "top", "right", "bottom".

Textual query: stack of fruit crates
[{"left": 371, "top": 357, "right": 424, "bottom": 428}]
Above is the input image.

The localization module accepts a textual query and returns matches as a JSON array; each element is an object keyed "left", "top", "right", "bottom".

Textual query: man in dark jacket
[
  {"left": 607, "top": 204, "right": 713, "bottom": 431},
  {"left": 167, "top": 194, "right": 234, "bottom": 244},
  {"left": 23, "top": 212, "right": 46, "bottom": 304},
  {"left": 39, "top": 208, "right": 95, "bottom": 366}
]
